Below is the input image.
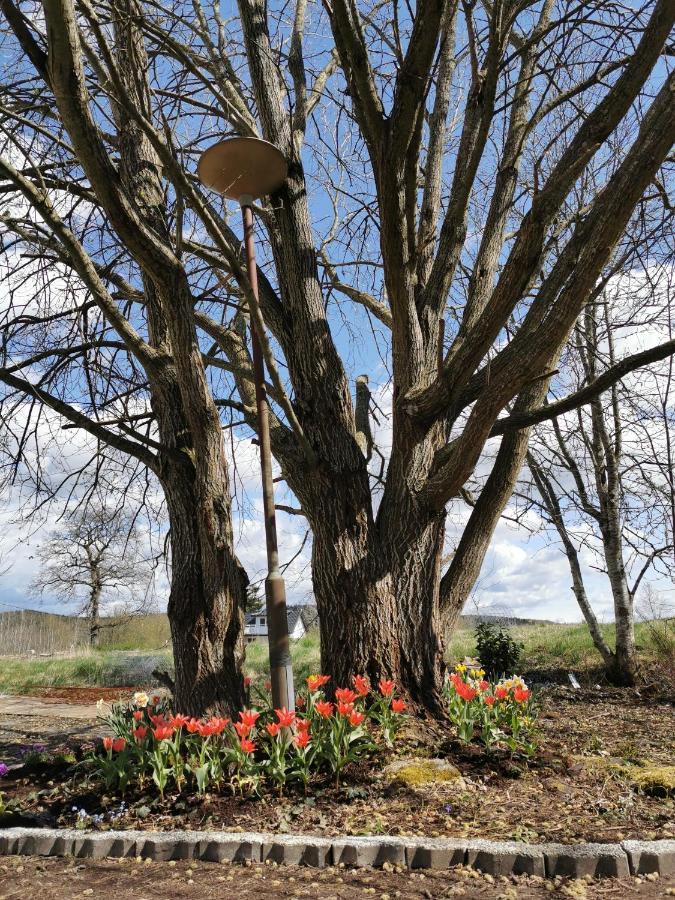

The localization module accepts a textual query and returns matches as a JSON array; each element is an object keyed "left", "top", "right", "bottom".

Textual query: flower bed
[
  {"left": 444, "top": 664, "right": 537, "bottom": 755},
  {"left": 93, "top": 675, "right": 407, "bottom": 799},
  {"left": 0, "top": 684, "right": 673, "bottom": 845}
]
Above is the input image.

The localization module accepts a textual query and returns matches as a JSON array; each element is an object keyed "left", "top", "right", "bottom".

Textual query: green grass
[
  {"left": 0, "top": 619, "right": 670, "bottom": 695},
  {"left": 244, "top": 632, "right": 321, "bottom": 687},
  {"left": 0, "top": 650, "right": 173, "bottom": 693}
]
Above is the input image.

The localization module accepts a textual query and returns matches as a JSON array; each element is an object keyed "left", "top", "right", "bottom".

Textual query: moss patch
[
  {"left": 383, "top": 757, "right": 464, "bottom": 787},
  {"left": 578, "top": 755, "right": 675, "bottom": 796},
  {"left": 630, "top": 765, "right": 675, "bottom": 796}
]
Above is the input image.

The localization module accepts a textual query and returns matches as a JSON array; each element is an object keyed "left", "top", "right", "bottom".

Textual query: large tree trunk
[
  {"left": 110, "top": 4, "right": 248, "bottom": 715},
  {"left": 306, "top": 468, "right": 447, "bottom": 712},
  {"left": 163, "top": 456, "right": 247, "bottom": 716}
]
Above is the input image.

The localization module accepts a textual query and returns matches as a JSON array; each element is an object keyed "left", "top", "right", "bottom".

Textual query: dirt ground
[
  {"left": 1, "top": 686, "right": 673, "bottom": 844},
  {"left": 0, "top": 855, "right": 674, "bottom": 900}
]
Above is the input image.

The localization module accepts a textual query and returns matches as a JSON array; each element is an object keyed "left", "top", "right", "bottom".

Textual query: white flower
[{"left": 133, "top": 691, "right": 149, "bottom": 708}]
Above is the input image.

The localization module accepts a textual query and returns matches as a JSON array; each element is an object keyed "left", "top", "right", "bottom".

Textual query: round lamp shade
[{"left": 197, "top": 137, "right": 288, "bottom": 201}]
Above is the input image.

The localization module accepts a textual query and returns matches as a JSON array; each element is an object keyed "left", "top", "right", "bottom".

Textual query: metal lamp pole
[{"left": 197, "top": 137, "right": 295, "bottom": 713}]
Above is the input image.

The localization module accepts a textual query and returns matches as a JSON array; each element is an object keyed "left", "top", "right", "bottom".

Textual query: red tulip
[
  {"left": 265, "top": 722, "right": 281, "bottom": 737},
  {"left": 274, "top": 707, "right": 296, "bottom": 728},
  {"left": 455, "top": 681, "right": 477, "bottom": 702},
  {"left": 169, "top": 713, "right": 190, "bottom": 729},
  {"left": 306, "top": 674, "right": 330, "bottom": 692},
  {"left": 478, "top": 680, "right": 490, "bottom": 692},
  {"left": 234, "top": 721, "right": 251, "bottom": 738},
  {"left": 112, "top": 738, "right": 126, "bottom": 753},
  {"left": 352, "top": 675, "right": 370, "bottom": 697},
  {"left": 513, "top": 687, "right": 530, "bottom": 703},
  {"left": 244, "top": 675, "right": 252, "bottom": 687},
  {"left": 295, "top": 717, "right": 310, "bottom": 732},
  {"left": 239, "top": 709, "right": 261, "bottom": 729},
  {"left": 240, "top": 738, "right": 256, "bottom": 753},
  {"left": 337, "top": 701, "right": 355, "bottom": 716},
  {"left": 378, "top": 679, "right": 395, "bottom": 697},
  {"left": 348, "top": 710, "right": 365, "bottom": 727},
  {"left": 102, "top": 736, "right": 113, "bottom": 751},
  {"left": 293, "top": 731, "right": 311, "bottom": 748},
  {"left": 133, "top": 710, "right": 144, "bottom": 721},
  {"left": 495, "top": 687, "right": 508, "bottom": 701},
  {"left": 133, "top": 725, "right": 148, "bottom": 741},
  {"left": 153, "top": 724, "right": 174, "bottom": 741},
  {"left": 314, "top": 700, "right": 334, "bottom": 717},
  {"left": 391, "top": 698, "right": 406, "bottom": 714},
  {"left": 484, "top": 695, "right": 496, "bottom": 707},
  {"left": 335, "top": 687, "right": 358, "bottom": 705}
]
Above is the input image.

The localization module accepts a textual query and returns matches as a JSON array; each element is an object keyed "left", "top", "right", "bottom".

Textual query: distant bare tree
[
  {"left": 525, "top": 271, "right": 675, "bottom": 685},
  {"left": 30, "top": 504, "right": 155, "bottom": 646}
]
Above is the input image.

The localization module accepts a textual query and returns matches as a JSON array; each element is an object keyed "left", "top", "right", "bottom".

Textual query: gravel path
[
  {"left": 0, "top": 697, "right": 103, "bottom": 764},
  {"left": 0, "top": 855, "right": 673, "bottom": 899}
]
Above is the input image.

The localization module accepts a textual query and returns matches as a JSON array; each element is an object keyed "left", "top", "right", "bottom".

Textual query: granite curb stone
[
  {"left": 464, "top": 839, "right": 545, "bottom": 876},
  {"left": 542, "top": 842, "right": 630, "bottom": 878},
  {"left": 400, "top": 837, "right": 465, "bottom": 869},
  {"left": 332, "top": 835, "right": 406, "bottom": 868},
  {"left": 262, "top": 834, "right": 332, "bottom": 867},
  {"left": 1, "top": 827, "right": 671, "bottom": 878},
  {"left": 622, "top": 839, "right": 675, "bottom": 876}
]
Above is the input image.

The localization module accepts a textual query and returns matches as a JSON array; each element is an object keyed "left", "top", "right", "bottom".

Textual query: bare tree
[
  {"left": 30, "top": 503, "right": 155, "bottom": 646},
  {"left": 525, "top": 270, "right": 675, "bottom": 685},
  {"left": 0, "top": 0, "right": 673, "bottom": 712}
]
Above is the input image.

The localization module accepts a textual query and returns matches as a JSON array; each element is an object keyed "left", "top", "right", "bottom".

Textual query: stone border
[{"left": 0, "top": 829, "right": 673, "bottom": 878}]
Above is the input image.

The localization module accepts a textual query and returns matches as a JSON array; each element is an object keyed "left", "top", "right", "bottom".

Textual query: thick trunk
[
  {"left": 306, "top": 470, "right": 446, "bottom": 712},
  {"left": 163, "top": 457, "right": 247, "bottom": 716}
]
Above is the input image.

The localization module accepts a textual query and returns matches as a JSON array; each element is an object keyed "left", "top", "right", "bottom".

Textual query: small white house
[{"left": 244, "top": 605, "right": 317, "bottom": 642}]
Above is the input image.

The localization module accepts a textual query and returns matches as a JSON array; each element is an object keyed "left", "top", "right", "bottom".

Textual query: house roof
[
  {"left": 287, "top": 607, "right": 303, "bottom": 632},
  {"left": 245, "top": 604, "right": 318, "bottom": 631}
]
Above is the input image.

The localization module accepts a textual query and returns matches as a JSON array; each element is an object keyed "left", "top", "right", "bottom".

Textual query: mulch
[
  {"left": 0, "top": 686, "right": 673, "bottom": 845},
  {"left": 25, "top": 687, "right": 135, "bottom": 703},
  {"left": 0, "top": 855, "right": 673, "bottom": 899}
]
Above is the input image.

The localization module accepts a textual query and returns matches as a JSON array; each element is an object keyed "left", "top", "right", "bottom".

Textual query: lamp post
[{"left": 197, "top": 136, "right": 295, "bottom": 713}]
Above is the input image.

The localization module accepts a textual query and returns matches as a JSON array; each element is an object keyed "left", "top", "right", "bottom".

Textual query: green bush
[{"left": 475, "top": 621, "right": 523, "bottom": 678}]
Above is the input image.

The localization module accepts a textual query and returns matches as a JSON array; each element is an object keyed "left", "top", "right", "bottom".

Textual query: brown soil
[
  {"left": 26, "top": 687, "right": 134, "bottom": 703},
  {"left": 0, "top": 856, "right": 673, "bottom": 899},
  {"left": 0, "top": 714, "right": 103, "bottom": 764},
  {"left": 1, "top": 687, "right": 673, "bottom": 844}
]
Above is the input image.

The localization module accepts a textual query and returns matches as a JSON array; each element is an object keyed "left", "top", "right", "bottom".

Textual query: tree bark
[
  {"left": 527, "top": 453, "right": 616, "bottom": 669},
  {"left": 89, "top": 584, "right": 101, "bottom": 649},
  {"left": 162, "top": 453, "right": 247, "bottom": 715},
  {"left": 302, "top": 463, "right": 447, "bottom": 711}
]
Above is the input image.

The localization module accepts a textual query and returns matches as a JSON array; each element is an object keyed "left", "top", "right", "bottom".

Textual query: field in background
[
  {"left": 0, "top": 608, "right": 671, "bottom": 695},
  {"left": 0, "top": 609, "right": 170, "bottom": 655}
]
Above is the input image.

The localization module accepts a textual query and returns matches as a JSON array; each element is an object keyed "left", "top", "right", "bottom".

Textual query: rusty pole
[{"left": 240, "top": 197, "right": 294, "bottom": 714}]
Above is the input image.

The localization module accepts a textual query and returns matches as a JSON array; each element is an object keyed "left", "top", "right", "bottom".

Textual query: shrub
[
  {"left": 92, "top": 676, "right": 407, "bottom": 799},
  {"left": 444, "top": 663, "right": 538, "bottom": 755},
  {"left": 474, "top": 621, "right": 523, "bottom": 677}
]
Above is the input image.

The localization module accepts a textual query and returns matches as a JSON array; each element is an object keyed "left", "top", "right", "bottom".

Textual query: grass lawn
[
  {"left": 0, "top": 618, "right": 669, "bottom": 695},
  {"left": 0, "top": 650, "right": 173, "bottom": 694}
]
